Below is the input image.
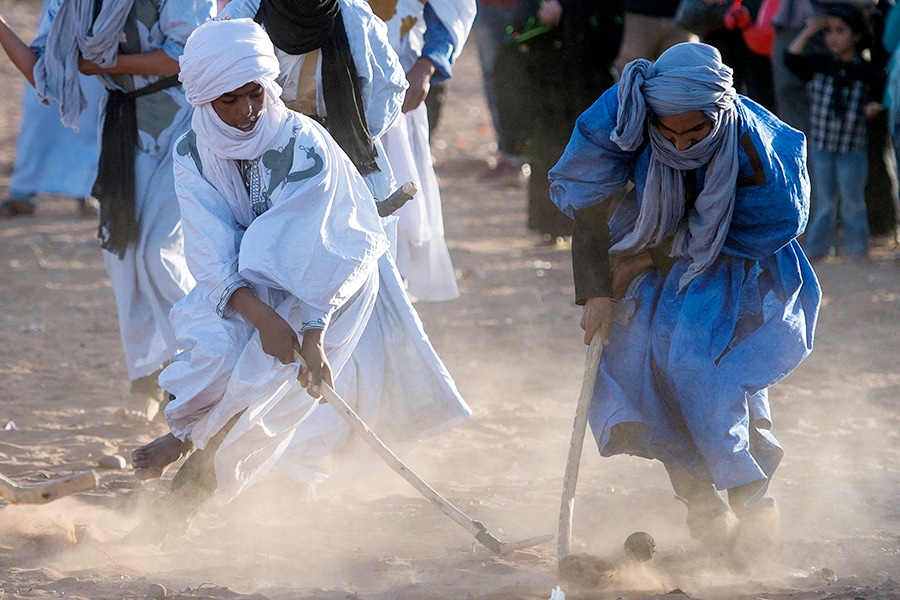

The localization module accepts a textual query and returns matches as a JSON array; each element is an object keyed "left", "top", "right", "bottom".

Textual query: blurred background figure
[
  {"left": 472, "top": 0, "right": 530, "bottom": 186},
  {"left": 614, "top": 0, "right": 696, "bottom": 76},
  {"left": 494, "top": 0, "right": 624, "bottom": 245},
  {"left": 882, "top": 0, "right": 900, "bottom": 246},
  {"left": 785, "top": 3, "right": 885, "bottom": 261},
  {"left": 700, "top": 0, "right": 778, "bottom": 108},
  {"left": 371, "top": 0, "right": 476, "bottom": 302},
  {"left": 771, "top": 0, "right": 897, "bottom": 250},
  {"left": 1, "top": 0, "right": 103, "bottom": 220},
  {"left": 867, "top": 0, "right": 900, "bottom": 246}
]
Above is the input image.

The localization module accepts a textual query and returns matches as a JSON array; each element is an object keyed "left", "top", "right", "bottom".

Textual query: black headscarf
[{"left": 256, "top": 0, "right": 380, "bottom": 175}]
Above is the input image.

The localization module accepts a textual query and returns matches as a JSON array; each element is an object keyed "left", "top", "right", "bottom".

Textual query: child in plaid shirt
[{"left": 786, "top": 3, "right": 885, "bottom": 261}]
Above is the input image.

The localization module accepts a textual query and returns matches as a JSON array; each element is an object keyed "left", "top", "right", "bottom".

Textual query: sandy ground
[{"left": 1, "top": 3, "right": 899, "bottom": 599}]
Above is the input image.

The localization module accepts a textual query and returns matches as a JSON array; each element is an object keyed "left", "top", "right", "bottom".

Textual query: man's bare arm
[{"left": 0, "top": 15, "right": 38, "bottom": 85}]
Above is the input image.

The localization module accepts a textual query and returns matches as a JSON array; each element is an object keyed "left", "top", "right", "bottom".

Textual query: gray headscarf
[{"left": 610, "top": 42, "right": 739, "bottom": 289}]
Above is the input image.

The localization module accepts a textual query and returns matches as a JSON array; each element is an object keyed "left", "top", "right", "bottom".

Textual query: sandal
[{"left": 0, "top": 199, "right": 36, "bottom": 218}]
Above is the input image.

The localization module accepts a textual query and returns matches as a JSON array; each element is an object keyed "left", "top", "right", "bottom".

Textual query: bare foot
[{"left": 132, "top": 433, "right": 193, "bottom": 480}]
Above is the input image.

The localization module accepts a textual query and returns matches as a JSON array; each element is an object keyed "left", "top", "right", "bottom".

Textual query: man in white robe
[{"left": 132, "top": 18, "right": 470, "bottom": 507}]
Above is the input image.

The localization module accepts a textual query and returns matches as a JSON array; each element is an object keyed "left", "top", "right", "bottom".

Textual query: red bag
[{"left": 742, "top": 0, "right": 780, "bottom": 57}]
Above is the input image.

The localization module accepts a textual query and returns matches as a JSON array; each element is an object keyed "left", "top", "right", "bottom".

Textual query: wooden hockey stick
[
  {"left": 558, "top": 331, "right": 604, "bottom": 561},
  {"left": 295, "top": 351, "right": 553, "bottom": 555},
  {"left": 0, "top": 470, "right": 99, "bottom": 504}
]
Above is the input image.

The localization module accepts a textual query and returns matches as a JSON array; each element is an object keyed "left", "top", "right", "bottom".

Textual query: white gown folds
[
  {"left": 377, "top": 0, "right": 475, "bottom": 302},
  {"left": 161, "top": 110, "right": 470, "bottom": 501}
]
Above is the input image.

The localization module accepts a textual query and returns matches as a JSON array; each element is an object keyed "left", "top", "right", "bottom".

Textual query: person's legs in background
[
  {"left": 472, "top": 2, "right": 528, "bottom": 185},
  {"left": 424, "top": 80, "right": 449, "bottom": 136},
  {"left": 805, "top": 148, "right": 839, "bottom": 260},
  {"left": 835, "top": 149, "right": 871, "bottom": 259}
]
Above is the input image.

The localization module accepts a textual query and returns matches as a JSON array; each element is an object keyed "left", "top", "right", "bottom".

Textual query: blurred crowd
[{"left": 472, "top": 0, "right": 900, "bottom": 258}]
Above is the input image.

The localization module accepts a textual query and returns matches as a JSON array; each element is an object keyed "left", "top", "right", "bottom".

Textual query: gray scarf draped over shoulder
[
  {"left": 610, "top": 42, "right": 739, "bottom": 290},
  {"left": 33, "top": 0, "right": 135, "bottom": 129}
]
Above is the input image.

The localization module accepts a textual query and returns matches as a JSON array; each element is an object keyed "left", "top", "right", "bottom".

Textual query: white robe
[
  {"left": 376, "top": 0, "right": 475, "bottom": 301},
  {"left": 161, "top": 111, "right": 470, "bottom": 500}
]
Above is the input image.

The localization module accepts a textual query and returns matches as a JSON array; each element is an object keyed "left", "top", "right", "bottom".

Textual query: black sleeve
[
  {"left": 571, "top": 199, "right": 614, "bottom": 305},
  {"left": 868, "top": 62, "right": 887, "bottom": 103},
  {"left": 783, "top": 51, "right": 816, "bottom": 81}
]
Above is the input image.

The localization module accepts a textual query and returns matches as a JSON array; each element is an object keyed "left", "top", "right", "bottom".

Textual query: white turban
[
  {"left": 179, "top": 18, "right": 288, "bottom": 160},
  {"left": 180, "top": 18, "right": 282, "bottom": 106},
  {"left": 609, "top": 42, "right": 740, "bottom": 289}
]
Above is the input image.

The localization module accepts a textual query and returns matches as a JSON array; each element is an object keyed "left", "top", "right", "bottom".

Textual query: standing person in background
[
  {"left": 496, "top": 0, "right": 624, "bottom": 245},
  {"left": 771, "top": 0, "right": 820, "bottom": 132},
  {"left": 863, "top": 0, "right": 899, "bottom": 246},
  {"left": 0, "top": 0, "right": 214, "bottom": 422},
  {"left": 701, "top": 0, "right": 777, "bottom": 109},
  {"left": 613, "top": 0, "right": 695, "bottom": 77},
  {"left": 549, "top": 42, "right": 820, "bottom": 565},
  {"left": 472, "top": 0, "right": 530, "bottom": 187},
  {"left": 771, "top": 0, "right": 894, "bottom": 249},
  {"left": 786, "top": 3, "right": 885, "bottom": 262},
  {"left": 370, "top": 0, "right": 476, "bottom": 302},
  {"left": 1, "top": 0, "right": 102, "bottom": 220}
]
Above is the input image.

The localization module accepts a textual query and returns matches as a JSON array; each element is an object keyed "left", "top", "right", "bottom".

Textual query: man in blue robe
[{"left": 549, "top": 42, "right": 821, "bottom": 562}]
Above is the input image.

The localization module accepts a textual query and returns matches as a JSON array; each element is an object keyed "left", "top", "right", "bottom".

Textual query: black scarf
[
  {"left": 256, "top": 0, "right": 379, "bottom": 175},
  {"left": 94, "top": 75, "right": 181, "bottom": 258}
]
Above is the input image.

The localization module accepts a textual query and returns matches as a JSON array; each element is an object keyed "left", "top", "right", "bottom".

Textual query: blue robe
[{"left": 549, "top": 88, "right": 821, "bottom": 497}]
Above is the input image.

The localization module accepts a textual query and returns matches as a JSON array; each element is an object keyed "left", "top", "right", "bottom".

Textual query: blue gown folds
[{"left": 549, "top": 88, "right": 821, "bottom": 496}]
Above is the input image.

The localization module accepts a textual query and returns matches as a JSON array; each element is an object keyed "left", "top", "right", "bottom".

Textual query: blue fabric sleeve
[
  {"left": 884, "top": 4, "right": 900, "bottom": 53},
  {"left": 549, "top": 86, "right": 634, "bottom": 217},
  {"left": 422, "top": 2, "right": 455, "bottom": 83},
  {"left": 721, "top": 98, "right": 810, "bottom": 260}
]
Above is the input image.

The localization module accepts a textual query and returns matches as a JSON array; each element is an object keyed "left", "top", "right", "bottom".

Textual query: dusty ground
[{"left": 1, "top": 3, "right": 899, "bottom": 599}]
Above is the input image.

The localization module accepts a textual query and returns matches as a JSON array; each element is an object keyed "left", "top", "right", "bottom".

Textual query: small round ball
[{"left": 623, "top": 531, "right": 656, "bottom": 562}]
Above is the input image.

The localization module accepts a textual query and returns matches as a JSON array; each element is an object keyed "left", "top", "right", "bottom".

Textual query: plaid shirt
[{"left": 784, "top": 52, "right": 885, "bottom": 153}]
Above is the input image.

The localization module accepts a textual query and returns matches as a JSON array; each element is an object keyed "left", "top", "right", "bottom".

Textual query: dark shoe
[
  {"left": 731, "top": 497, "right": 782, "bottom": 568},
  {"left": 0, "top": 199, "right": 35, "bottom": 218}
]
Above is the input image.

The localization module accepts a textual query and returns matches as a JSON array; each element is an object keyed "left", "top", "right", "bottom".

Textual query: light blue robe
[{"left": 549, "top": 89, "right": 822, "bottom": 496}]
